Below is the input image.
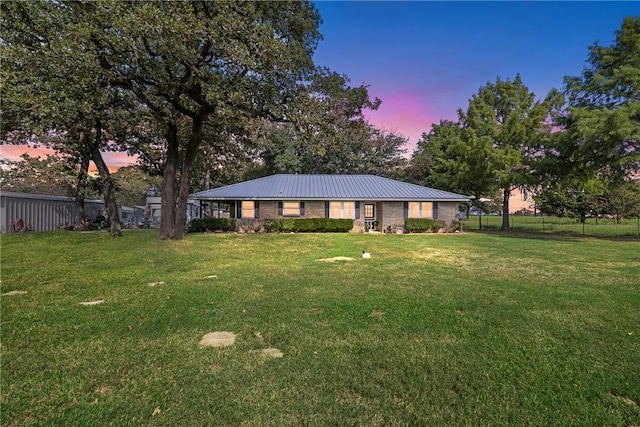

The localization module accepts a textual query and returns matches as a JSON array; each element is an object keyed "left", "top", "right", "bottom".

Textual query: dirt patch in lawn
[
  {"left": 79, "top": 300, "right": 104, "bottom": 306},
  {"left": 317, "top": 257, "right": 354, "bottom": 262},
  {"left": 2, "top": 290, "right": 27, "bottom": 296},
  {"left": 610, "top": 393, "right": 638, "bottom": 406},
  {"left": 148, "top": 281, "right": 165, "bottom": 287},
  {"left": 261, "top": 348, "right": 283, "bottom": 358},
  {"left": 200, "top": 331, "right": 236, "bottom": 347}
]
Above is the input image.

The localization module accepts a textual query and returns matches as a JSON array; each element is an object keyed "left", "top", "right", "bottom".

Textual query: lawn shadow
[{"left": 469, "top": 229, "right": 640, "bottom": 243}]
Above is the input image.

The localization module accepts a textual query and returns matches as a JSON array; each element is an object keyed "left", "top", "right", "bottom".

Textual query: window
[
  {"left": 283, "top": 201, "right": 301, "bottom": 216},
  {"left": 364, "top": 204, "right": 375, "bottom": 219},
  {"left": 329, "top": 201, "right": 355, "bottom": 219},
  {"left": 241, "top": 201, "right": 256, "bottom": 219},
  {"left": 408, "top": 202, "right": 433, "bottom": 219}
]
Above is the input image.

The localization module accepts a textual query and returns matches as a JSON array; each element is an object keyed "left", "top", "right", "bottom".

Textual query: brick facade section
[
  {"left": 437, "top": 202, "right": 458, "bottom": 228},
  {"left": 379, "top": 202, "right": 404, "bottom": 232},
  {"left": 240, "top": 199, "right": 460, "bottom": 233}
]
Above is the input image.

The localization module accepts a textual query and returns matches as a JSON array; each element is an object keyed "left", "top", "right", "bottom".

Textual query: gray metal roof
[
  {"left": 190, "top": 174, "right": 469, "bottom": 202},
  {"left": 0, "top": 191, "right": 103, "bottom": 203}
]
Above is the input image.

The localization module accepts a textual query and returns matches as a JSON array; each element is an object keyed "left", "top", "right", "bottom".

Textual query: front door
[{"left": 364, "top": 203, "right": 376, "bottom": 231}]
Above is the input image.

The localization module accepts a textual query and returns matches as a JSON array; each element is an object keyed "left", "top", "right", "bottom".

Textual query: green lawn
[
  {"left": 2, "top": 230, "right": 639, "bottom": 426},
  {"left": 462, "top": 214, "right": 640, "bottom": 237}
]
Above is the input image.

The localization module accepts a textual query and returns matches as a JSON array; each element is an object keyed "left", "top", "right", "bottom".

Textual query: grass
[
  {"left": 1, "top": 230, "right": 639, "bottom": 426},
  {"left": 462, "top": 214, "right": 640, "bottom": 237}
]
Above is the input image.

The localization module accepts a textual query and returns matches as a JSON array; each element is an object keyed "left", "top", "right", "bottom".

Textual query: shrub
[
  {"left": 188, "top": 217, "right": 236, "bottom": 233},
  {"left": 237, "top": 219, "right": 263, "bottom": 234},
  {"left": 263, "top": 219, "right": 294, "bottom": 233},
  {"left": 264, "top": 218, "right": 352, "bottom": 233},
  {"left": 404, "top": 218, "right": 446, "bottom": 233}
]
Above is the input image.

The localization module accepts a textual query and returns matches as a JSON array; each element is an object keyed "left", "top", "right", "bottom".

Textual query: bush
[
  {"left": 264, "top": 218, "right": 352, "bottom": 233},
  {"left": 404, "top": 218, "right": 445, "bottom": 233},
  {"left": 188, "top": 217, "right": 236, "bottom": 233}
]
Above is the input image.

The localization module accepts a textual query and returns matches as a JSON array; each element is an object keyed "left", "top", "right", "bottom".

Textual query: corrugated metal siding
[
  {"left": 0, "top": 192, "right": 124, "bottom": 233},
  {"left": 84, "top": 200, "right": 105, "bottom": 220},
  {"left": 191, "top": 174, "right": 470, "bottom": 202},
  {"left": 1, "top": 193, "right": 76, "bottom": 233}
]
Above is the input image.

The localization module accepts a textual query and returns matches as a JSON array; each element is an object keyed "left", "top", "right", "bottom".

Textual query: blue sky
[
  {"left": 312, "top": 1, "right": 639, "bottom": 152},
  {"left": 1, "top": 1, "right": 637, "bottom": 168}
]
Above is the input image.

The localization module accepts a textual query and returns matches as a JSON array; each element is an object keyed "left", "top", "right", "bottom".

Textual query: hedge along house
[{"left": 190, "top": 174, "right": 469, "bottom": 233}]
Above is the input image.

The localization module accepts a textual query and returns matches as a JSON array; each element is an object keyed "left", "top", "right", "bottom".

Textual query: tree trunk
[
  {"left": 501, "top": 186, "right": 510, "bottom": 230},
  {"left": 74, "top": 146, "right": 91, "bottom": 230},
  {"left": 160, "top": 122, "right": 179, "bottom": 240},
  {"left": 173, "top": 167, "right": 192, "bottom": 239},
  {"left": 173, "top": 117, "right": 203, "bottom": 240},
  {"left": 91, "top": 120, "right": 122, "bottom": 237}
]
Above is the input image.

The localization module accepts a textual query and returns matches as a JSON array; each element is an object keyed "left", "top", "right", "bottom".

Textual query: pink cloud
[
  {"left": 364, "top": 91, "right": 453, "bottom": 154},
  {"left": 0, "top": 144, "right": 137, "bottom": 173},
  {"left": 101, "top": 151, "right": 138, "bottom": 171},
  {"left": 0, "top": 144, "right": 57, "bottom": 162}
]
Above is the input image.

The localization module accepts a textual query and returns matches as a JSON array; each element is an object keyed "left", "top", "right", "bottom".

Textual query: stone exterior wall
[
  {"left": 235, "top": 199, "right": 461, "bottom": 233},
  {"left": 258, "top": 201, "right": 277, "bottom": 219},
  {"left": 302, "top": 201, "right": 325, "bottom": 218},
  {"left": 379, "top": 202, "right": 405, "bottom": 232},
  {"left": 437, "top": 202, "right": 459, "bottom": 229},
  {"left": 379, "top": 201, "right": 459, "bottom": 232},
  {"left": 252, "top": 201, "right": 326, "bottom": 220}
]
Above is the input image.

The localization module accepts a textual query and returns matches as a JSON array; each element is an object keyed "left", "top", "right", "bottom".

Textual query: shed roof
[
  {"left": 190, "top": 174, "right": 469, "bottom": 202},
  {"left": 0, "top": 191, "right": 103, "bottom": 203}
]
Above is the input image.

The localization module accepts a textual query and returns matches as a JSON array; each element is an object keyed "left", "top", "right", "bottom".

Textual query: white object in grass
[{"left": 362, "top": 251, "right": 371, "bottom": 259}]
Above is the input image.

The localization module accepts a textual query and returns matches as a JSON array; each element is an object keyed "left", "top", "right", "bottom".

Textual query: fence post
[
  {"left": 542, "top": 216, "right": 545, "bottom": 232},
  {"left": 479, "top": 214, "right": 482, "bottom": 230},
  {"left": 637, "top": 216, "right": 639, "bottom": 237}
]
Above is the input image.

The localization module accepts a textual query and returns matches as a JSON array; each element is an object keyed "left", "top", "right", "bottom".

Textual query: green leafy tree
[
  {"left": 4, "top": 1, "right": 323, "bottom": 240},
  {"left": 408, "top": 77, "right": 560, "bottom": 225},
  {"left": 459, "top": 75, "right": 561, "bottom": 229},
  {"left": 534, "top": 177, "right": 605, "bottom": 221},
  {"left": 259, "top": 122, "right": 407, "bottom": 177},
  {"left": 0, "top": 154, "right": 97, "bottom": 197},
  {"left": 536, "top": 18, "right": 639, "bottom": 223},
  {"left": 407, "top": 120, "right": 498, "bottom": 211},
  {"left": 600, "top": 178, "right": 640, "bottom": 222},
  {"left": 256, "top": 69, "right": 406, "bottom": 177},
  {"left": 82, "top": 1, "right": 322, "bottom": 240},
  {"left": 1, "top": 1, "right": 134, "bottom": 235},
  {"left": 535, "top": 176, "right": 640, "bottom": 222},
  {"left": 111, "top": 166, "right": 163, "bottom": 208},
  {"left": 561, "top": 17, "right": 640, "bottom": 179}
]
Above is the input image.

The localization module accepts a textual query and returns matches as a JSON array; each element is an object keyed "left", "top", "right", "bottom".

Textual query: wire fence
[{"left": 461, "top": 215, "right": 640, "bottom": 237}]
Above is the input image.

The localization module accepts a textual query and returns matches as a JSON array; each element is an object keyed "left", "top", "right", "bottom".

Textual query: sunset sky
[
  {"left": 313, "top": 1, "right": 638, "bottom": 152},
  {"left": 1, "top": 1, "right": 637, "bottom": 170}
]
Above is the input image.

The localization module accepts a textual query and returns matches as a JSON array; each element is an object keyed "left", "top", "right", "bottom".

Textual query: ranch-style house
[{"left": 190, "top": 174, "right": 469, "bottom": 233}]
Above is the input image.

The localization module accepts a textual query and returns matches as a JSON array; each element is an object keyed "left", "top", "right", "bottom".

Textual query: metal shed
[{"left": 0, "top": 191, "right": 118, "bottom": 233}]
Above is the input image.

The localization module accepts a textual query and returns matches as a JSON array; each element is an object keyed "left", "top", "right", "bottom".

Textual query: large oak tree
[
  {"left": 84, "top": 1, "right": 322, "bottom": 240},
  {"left": 1, "top": 1, "right": 137, "bottom": 235},
  {"left": 2, "top": 1, "right": 322, "bottom": 240}
]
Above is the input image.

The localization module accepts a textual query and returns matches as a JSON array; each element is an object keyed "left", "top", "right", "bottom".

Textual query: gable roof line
[{"left": 190, "top": 174, "right": 470, "bottom": 202}]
